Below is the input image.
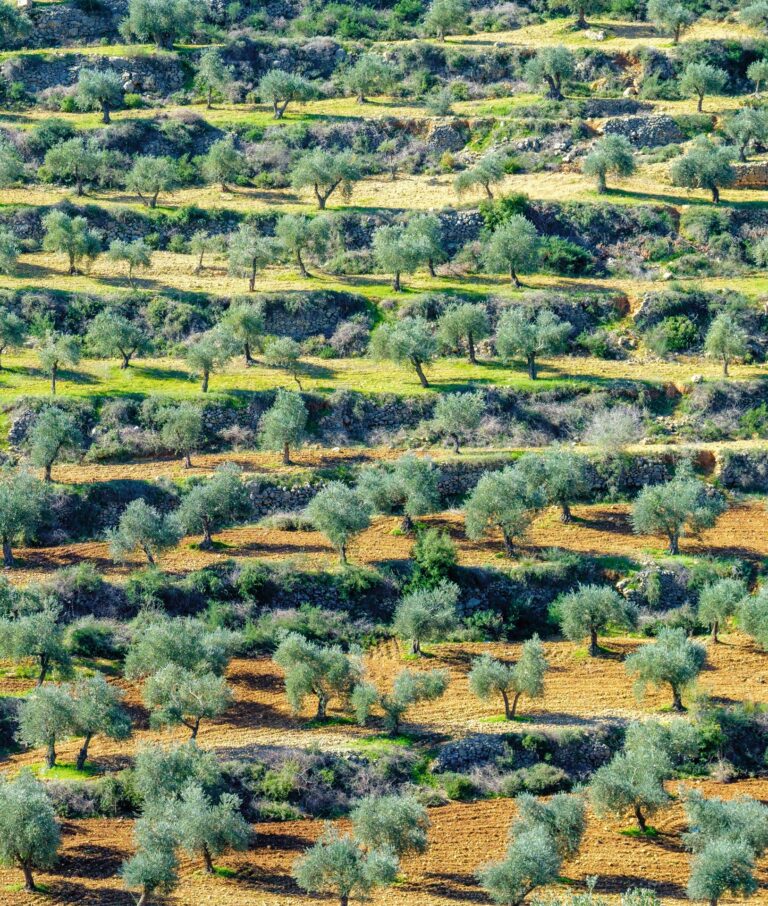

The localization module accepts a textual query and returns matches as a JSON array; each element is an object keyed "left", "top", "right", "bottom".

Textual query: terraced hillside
[{"left": 3, "top": 1, "right": 768, "bottom": 905}]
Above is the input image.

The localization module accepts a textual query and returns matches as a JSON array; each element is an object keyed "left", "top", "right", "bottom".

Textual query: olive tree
[
  {"left": 687, "top": 839, "right": 757, "bottom": 906},
  {"left": 44, "top": 136, "right": 107, "bottom": 197},
  {"left": 27, "top": 406, "right": 83, "bottom": 482},
  {"left": 352, "top": 668, "right": 449, "bottom": 733},
  {"left": 646, "top": 0, "right": 695, "bottom": 43},
  {"left": 742, "top": 0, "right": 768, "bottom": 31},
  {"left": 107, "top": 238, "right": 152, "bottom": 288},
  {"left": 144, "top": 663, "right": 232, "bottom": 738},
  {"left": 512, "top": 792, "right": 586, "bottom": 860},
  {"left": 478, "top": 826, "right": 561, "bottom": 906},
  {"left": 0, "top": 467, "right": 48, "bottom": 567},
  {"left": 0, "top": 227, "right": 19, "bottom": 275},
  {"left": 438, "top": 303, "right": 490, "bottom": 364},
  {"left": 680, "top": 62, "right": 728, "bottom": 112},
  {"left": 525, "top": 46, "right": 574, "bottom": 101},
  {"left": 221, "top": 299, "right": 264, "bottom": 365},
  {"left": 431, "top": 391, "right": 484, "bottom": 453},
  {"left": 202, "top": 137, "right": 246, "bottom": 192},
  {"left": 369, "top": 316, "right": 437, "bottom": 388},
  {"left": 306, "top": 481, "right": 371, "bottom": 565},
  {"left": 121, "top": 806, "right": 180, "bottom": 906},
  {"left": 0, "top": 607, "right": 69, "bottom": 683},
  {"left": 590, "top": 741, "right": 671, "bottom": 833},
  {"left": 259, "top": 388, "right": 308, "bottom": 464},
  {"left": 484, "top": 216, "right": 541, "bottom": 288},
  {"left": 516, "top": 447, "right": 588, "bottom": 523},
  {"left": 74, "top": 68, "right": 124, "bottom": 124},
  {"left": 69, "top": 672, "right": 131, "bottom": 770},
  {"left": 86, "top": 309, "right": 149, "bottom": 368},
  {"left": 454, "top": 152, "right": 505, "bottom": 200},
  {"left": 124, "top": 615, "right": 237, "bottom": 679},
  {"left": 16, "top": 683, "right": 75, "bottom": 768},
  {"left": 258, "top": 69, "right": 316, "bottom": 119},
  {"left": 344, "top": 54, "right": 397, "bottom": 103},
  {"left": 464, "top": 465, "right": 543, "bottom": 557},
  {"left": 273, "top": 632, "right": 362, "bottom": 720},
  {"left": 392, "top": 580, "right": 460, "bottom": 655},
  {"left": 496, "top": 305, "right": 570, "bottom": 378},
  {"left": 264, "top": 336, "right": 306, "bottom": 389},
  {"left": 107, "top": 499, "right": 181, "bottom": 566},
  {"left": 37, "top": 331, "right": 81, "bottom": 394},
  {"left": 227, "top": 223, "right": 276, "bottom": 291},
  {"left": 468, "top": 635, "right": 547, "bottom": 720},
  {"left": 625, "top": 627, "right": 706, "bottom": 712},
  {"left": 356, "top": 454, "right": 440, "bottom": 533},
  {"left": 0, "top": 771, "right": 60, "bottom": 893},
  {"left": 0, "top": 138, "right": 24, "bottom": 188},
  {"left": 631, "top": 465, "right": 726, "bottom": 554},
  {"left": 176, "top": 463, "right": 247, "bottom": 549},
  {"left": 556, "top": 583, "right": 637, "bottom": 656},
  {"left": 133, "top": 741, "right": 223, "bottom": 803},
  {"left": 407, "top": 213, "right": 447, "bottom": 277},
  {"left": 682, "top": 788, "right": 768, "bottom": 857},
  {"left": 293, "top": 827, "right": 398, "bottom": 906},
  {"left": 351, "top": 794, "right": 429, "bottom": 856},
  {"left": 583, "top": 134, "right": 635, "bottom": 193},
  {"left": 670, "top": 135, "right": 734, "bottom": 204},
  {"left": 175, "top": 783, "right": 249, "bottom": 873},
  {"left": 160, "top": 403, "right": 203, "bottom": 468},
  {"left": 0, "top": 309, "right": 26, "bottom": 368},
  {"left": 275, "top": 213, "right": 331, "bottom": 278},
  {"left": 291, "top": 149, "right": 361, "bottom": 210},
  {"left": 189, "top": 230, "right": 226, "bottom": 274},
  {"left": 704, "top": 312, "right": 748, "bottom": 376},
  {"left": 724, "top": 107, "right": 768, "bottom": 162},
  {"left": 194, "top": 48, "right": 234, "bottom": 108},
  {"left": 126, "top": 155, "right": 179, "bottom": 208},
  {"left": 120, "top": 0, "right": 198, "bottom": 48},
  {"left": 698, "top": 578, "right": 747, "bottom": 642},
  {"left": 424, "top": 0, "right": 469, "bottom": 40},
  {"left": 185, "top": 326, "right": 238, "bottom": 392},
  {"left": 372, "top": 222, "right": 425, "bottom": 291},
  {"left": 42, "top": 211, "right": 100, "bottom": 275},
  {"left": 748, "top": 58, "right": 768, "bottom": 94}
]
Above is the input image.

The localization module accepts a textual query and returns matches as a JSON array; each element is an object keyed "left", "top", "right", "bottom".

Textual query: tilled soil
[
  {"left": 6, "top": 502, "right": 768, "bottom": 587},
  {"left": 2, "top": 778, "right": 768, "bottom": 905},
  {"left": 4, "top": 632, "right": 768, "bottom": 769}
]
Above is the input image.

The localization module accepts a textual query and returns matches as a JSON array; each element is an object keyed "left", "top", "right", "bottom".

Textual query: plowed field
[
  {"left": 3, "top": 777, "right": 768, "bottom": 905},
  {"left": 6, "top": 501, "right": 768, "bottom": 587}
]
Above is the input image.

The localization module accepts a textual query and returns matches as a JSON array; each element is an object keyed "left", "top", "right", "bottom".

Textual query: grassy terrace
[{"left": 0, "top": 348, "right": 761, "bottom": 404}]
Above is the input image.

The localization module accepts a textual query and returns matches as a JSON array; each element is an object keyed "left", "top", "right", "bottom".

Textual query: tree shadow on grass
[{"left": 131, "top": 364, "right": 191, "bottom": 382}]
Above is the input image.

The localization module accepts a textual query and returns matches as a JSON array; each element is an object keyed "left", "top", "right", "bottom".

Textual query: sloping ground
[
  {"left": 4, "top": 632, "right": 767, "bottom": 772},
  {"left": 5, "top": 501, "right": 768, "bottom": 586},
  {"left": 2, "top": 778, "right": 768, "bottom": 905}
]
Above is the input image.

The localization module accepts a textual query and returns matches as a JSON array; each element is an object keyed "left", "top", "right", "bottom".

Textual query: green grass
[
  {"left": 212, "top": 866, "right": 237, "bottom": 878},
  {"left": 4, "top": 882, "right": 51, "bottom": 894},
  {"left": 31, "top": 761, "right": 101, "bottom": 780},
  {"left": 303, "top": 714, "right": 356, "bottom": 729},
  {"left": 620, "top": 826, "right": 660, "bottom": 838},
  {"left": 481, "top": 714, "right": 533, "bottom": 723}
]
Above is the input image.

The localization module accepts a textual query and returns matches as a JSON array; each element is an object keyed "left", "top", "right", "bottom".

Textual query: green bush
[
  {"left": 441, "top": 773, "right": 480, "bottom": 801},
  {"left": 66, "top": 618, "right": 123, "bottom": 659},
  {"left": 500, "top": 763, "right": 570, "bottom": 797},
  {"left": 539, "top": 236, "right": 594, "bottom": 276}
]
